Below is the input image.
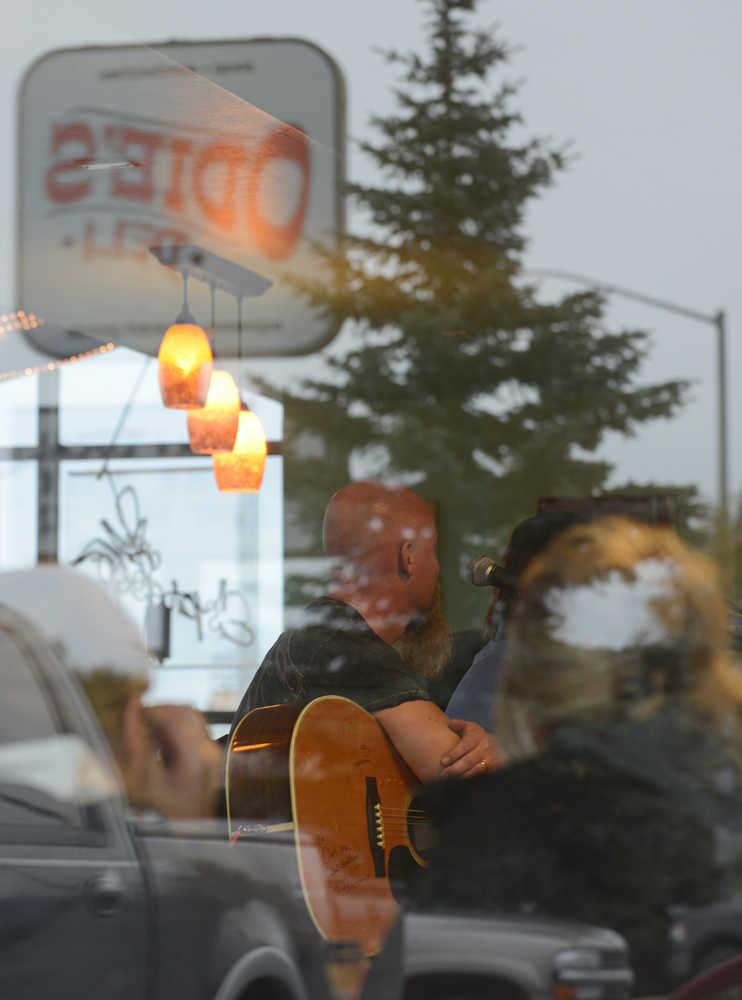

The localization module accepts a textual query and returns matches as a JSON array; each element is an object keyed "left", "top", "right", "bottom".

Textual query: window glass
[
  {"left": 0, "top": 372, "right": 37, "bottom": 447},
  {"left": 0, "top": 626, "right": 92, "bottom": 832},
  {"left": 0, "top": 462, "right": 36, "bottom": 567},
  {"left": 0, "top": 629, "right": 58, "bottom": 745},
  {"left": 58, "top": 406, "right": 283, "bottom": 712},
  {"left": 4, "top": 7, "right": 742, "bottom": 997},
  {"left": 59, "top": 347, "right": 186, "bottom": 446}
]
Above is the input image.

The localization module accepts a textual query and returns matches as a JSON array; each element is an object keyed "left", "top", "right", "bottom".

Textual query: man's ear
[{"left": 398, "top": 540, "right": 414, "bottom": 579}]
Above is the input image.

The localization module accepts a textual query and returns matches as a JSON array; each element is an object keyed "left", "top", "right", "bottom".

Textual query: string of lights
[{"left": 0, "top": 309, "right": 115, "bottom": 381}]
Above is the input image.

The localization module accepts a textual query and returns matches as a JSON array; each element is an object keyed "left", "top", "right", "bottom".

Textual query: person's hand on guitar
[{"left": 439, "top": 718, "right": 502, "bottom": 779}]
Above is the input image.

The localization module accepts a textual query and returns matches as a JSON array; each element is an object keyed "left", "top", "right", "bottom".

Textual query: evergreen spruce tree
[{"left": 267, "top": 0, "right": 690, "bottom": 627}]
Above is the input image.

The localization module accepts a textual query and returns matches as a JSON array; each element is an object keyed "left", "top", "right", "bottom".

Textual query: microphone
[{"left": 469, "top": 556, "right": 518, "bottom": 593}]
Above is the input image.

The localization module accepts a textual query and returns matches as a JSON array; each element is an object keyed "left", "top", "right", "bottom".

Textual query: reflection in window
[
  {"left": 0, "top": 462, "right": 36, "bottom": 568},
  {"left": 0, "top": 626, "right": 89, "bottom": 831},
  {"left": 59, "top": 348, "right": 186, "bottom": 446},
  {"left": 59, "top": 447, "right": 283, "bottom": 714},
  {"left": 0, "top": 371, "right": 37, "bottom": 447},
  {"left": 0, "top": 628, "right": 57, "bottom": 745}
]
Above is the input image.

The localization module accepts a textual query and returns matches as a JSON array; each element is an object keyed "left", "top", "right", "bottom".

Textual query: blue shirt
[{"left": 445, "top": 638, "right": 505, "bottom": 730}]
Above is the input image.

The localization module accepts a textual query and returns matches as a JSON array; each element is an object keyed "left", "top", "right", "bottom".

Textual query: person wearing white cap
[{"left": 0, "top": 565, "right": 222, "bottom": 818}]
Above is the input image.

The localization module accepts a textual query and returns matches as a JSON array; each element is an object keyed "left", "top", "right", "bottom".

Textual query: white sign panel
[{"left": 17, "top": 39, "right": 345, "bottom": 358}]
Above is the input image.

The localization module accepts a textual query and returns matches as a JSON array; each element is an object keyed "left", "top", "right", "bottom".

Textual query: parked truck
[
  {"left": 0, "top": 598, "right": 344, "bottom": 1000},
  {"left": 0, "top": 568, "right": 634, "bottom": 1000}
]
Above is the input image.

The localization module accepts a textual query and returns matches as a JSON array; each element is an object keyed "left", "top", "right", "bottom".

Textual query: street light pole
[
  {"left": 529, "top": 268, "right": 731, "bottom": 582},
  {"left": 716, "top": 308, "right": 729, "bottom": 521}
]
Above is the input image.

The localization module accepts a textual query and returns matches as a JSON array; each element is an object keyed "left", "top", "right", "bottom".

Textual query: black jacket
[
  {"left": 231, "top": 598, "right": 432, "bottom": 729},
  {"left": 415, "top": 705, "right": 740, "bottom": 995}
]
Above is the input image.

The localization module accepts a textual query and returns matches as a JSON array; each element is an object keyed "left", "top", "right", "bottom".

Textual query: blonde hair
[
  {"left": 496, "top": 517, "right": 742, "bottom": 759},
  {"left": 77, "top": 669, "right": 148, "bottom": 765}
]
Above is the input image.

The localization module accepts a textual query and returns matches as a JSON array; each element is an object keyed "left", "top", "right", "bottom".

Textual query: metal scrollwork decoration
[
  {"left": 162, "top": 578, "right": 255, "bottom": 648},
  {"left": 73, "top": 481, "right": 161, "bottom": 603},
  {"left": 72, "top": 472, "right": 255, "bottom": 650}
]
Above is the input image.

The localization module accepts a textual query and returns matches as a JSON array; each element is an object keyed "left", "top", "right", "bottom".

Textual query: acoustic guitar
[{"left": 226, "top": 695, "right": 431, "bottom": 958}]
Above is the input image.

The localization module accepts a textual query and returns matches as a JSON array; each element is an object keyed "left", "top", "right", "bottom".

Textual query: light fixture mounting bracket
[{"left": 149, "top": 245, "right": 273, "bottom": 300}]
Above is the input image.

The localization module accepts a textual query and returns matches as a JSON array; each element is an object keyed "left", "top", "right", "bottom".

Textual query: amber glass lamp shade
[
  {"left": 187, "top": 370, "right": 240, "bottom": 453},
  {"left": 213, "top": 410, "right": 267, "bottom": 492},
  {"left": 158, "top": 321, "right": 213, "bottom": 409}
]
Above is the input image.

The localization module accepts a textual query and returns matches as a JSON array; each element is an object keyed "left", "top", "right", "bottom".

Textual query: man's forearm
[{"left": 374, "top": 700, "right": 468, "bottom": 783}]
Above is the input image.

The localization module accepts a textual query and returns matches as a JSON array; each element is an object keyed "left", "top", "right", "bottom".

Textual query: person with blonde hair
[
  {"left": 0, "top": 565, "right": 223, "bottom": 819},
  {"left": 498, "top": 515, "right": 742, "bottom": 760},
  {"left": 415, "top": 517, "right": 742, "bottom": 996}
]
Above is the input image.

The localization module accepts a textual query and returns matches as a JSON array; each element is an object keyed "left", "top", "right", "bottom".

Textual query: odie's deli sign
[{"left": 17, "top": 40, "right": 345, "bottom": 357}]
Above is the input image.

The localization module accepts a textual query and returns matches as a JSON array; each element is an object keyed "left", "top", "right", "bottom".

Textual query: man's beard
[{"left": 394, "top": 584, "right": 453, "bottom": 679}]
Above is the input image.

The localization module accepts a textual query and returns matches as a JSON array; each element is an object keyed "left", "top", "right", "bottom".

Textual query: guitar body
[
  {"left": 227, "top": 696, "right": 425, "bottom": 957},
  {"left": 227, "top": 700, "right": 301, "bottom": 826}
]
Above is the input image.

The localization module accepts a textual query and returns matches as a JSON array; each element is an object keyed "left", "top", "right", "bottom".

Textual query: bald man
[{"left": 232, "top": 481, "right": 498, "bottom": 784}]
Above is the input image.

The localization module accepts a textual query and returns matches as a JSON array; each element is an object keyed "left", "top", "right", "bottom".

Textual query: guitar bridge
[{"left": 365, "top": 777, "right": 386, "bottom": 877}]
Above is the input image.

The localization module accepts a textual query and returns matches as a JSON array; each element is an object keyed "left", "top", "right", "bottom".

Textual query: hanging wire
[
  {"left": 237, "top": 294, "right": 243, "bottom": 362},
  {"left": 209, "top": 281, "right": 217, "bottom": 356},
  {"left": 74, "top": 289, "right": 256, "bottom": 647},
  {"left": 179, "top": 268, "right": 190, "bottom": 321},
  {"left": 235, "top": 294, "right": 247, "bottom": 407},
  {"left": 97, "top": 354, "right": 153, "bottom": 481}
]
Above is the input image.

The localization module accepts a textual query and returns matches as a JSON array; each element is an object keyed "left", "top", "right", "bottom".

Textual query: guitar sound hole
[{"left": 407, "top": 793, "right": 436, "bottom": 862}]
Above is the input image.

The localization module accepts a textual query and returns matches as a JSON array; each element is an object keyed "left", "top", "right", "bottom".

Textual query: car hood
[{"left": 406, "top": 910, "right": 625, "bottom": 948}]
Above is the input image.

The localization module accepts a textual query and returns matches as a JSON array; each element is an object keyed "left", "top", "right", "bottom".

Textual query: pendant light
[
  {"left": 158, "top": 270, "right": 213, "bottom": 409},
  {"left": 213, "top": 406, "right": 267, "bottom": 492},
  {"left": 187, "top": 370, "right": 240, "bottom": 453},
  {"left": 213, "top": 295, "right": 267, "bottom": 492},
  {"left": 187, "top": 284, "right": 239, "bottom": 453}
]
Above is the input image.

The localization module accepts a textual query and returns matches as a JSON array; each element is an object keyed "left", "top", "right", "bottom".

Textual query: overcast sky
[{"left": 2, "top": 0, "right": 741, "bottom": 509}]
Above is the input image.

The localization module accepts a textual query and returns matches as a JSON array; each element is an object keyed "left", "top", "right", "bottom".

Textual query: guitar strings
[
  {"left": 378, "top": 805, "right": 426, "bottom": 812},
  {"left": 373, "top": 812, "right": 428, "bottom": 820},
  {"left": 380, "top": 822, "right": 431, "bottom": 828}
]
